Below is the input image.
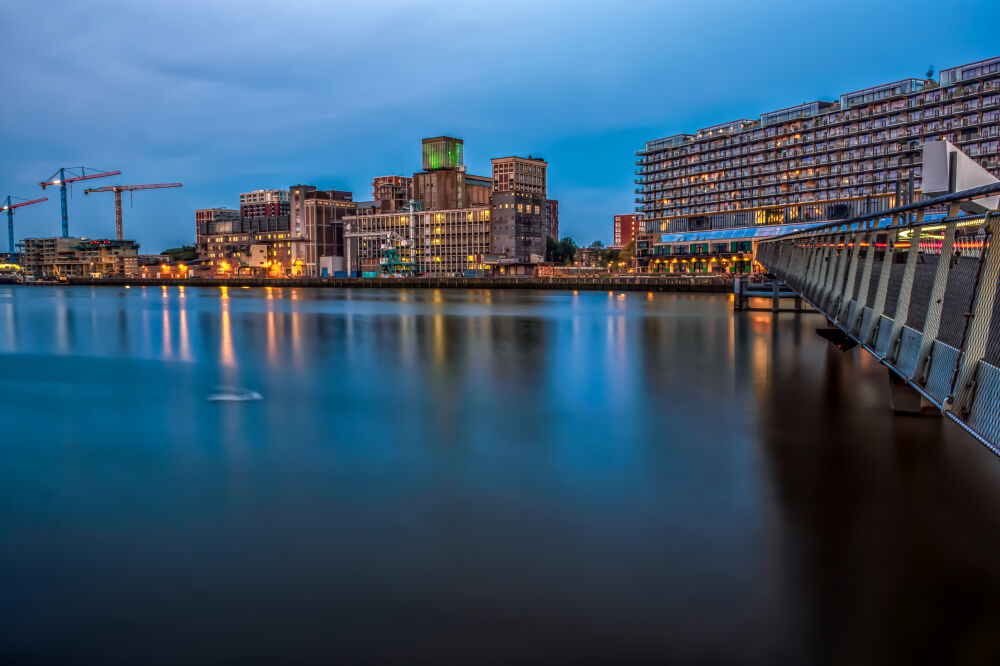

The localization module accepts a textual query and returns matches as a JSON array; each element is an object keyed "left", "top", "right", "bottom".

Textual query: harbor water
[{"left": 2, "top": 285, "right": 1000, "bottom": 664}]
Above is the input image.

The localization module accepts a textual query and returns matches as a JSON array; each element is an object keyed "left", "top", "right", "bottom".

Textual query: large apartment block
[{"left": 634, "top": 56, "right": 1000, "bottom": 271}]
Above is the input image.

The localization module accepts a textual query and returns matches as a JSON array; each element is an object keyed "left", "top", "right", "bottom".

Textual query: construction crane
[
  {"left": 39, "top": 167, "right": 121, "bottom": 238},
  {"left": 1, "top": 195, "right": 48, "bottom": 256},
  {"left": 83, "top": 183, "right": 183, "bottom": 241}
]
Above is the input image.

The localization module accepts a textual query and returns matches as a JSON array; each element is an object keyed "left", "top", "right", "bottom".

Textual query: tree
[
  {"left": 545, "top": 236, "right": 560, "bottom": 262},
  {"left": 546, "top": 236, "right": 578, "bottom": 265},
  {"left": 618, "top": 239, "right": 636, "bottom": 264},
  {"left": 162, "top": 245, "right": 197, "bottom": 262},
  {"left": 589, "top": 240, "right": 604, "bottom": 249},
  {"left": 601, "top": 248, "right": 620, "bottom": 264},
  {"left": 558, "top": 237, "right": 577, "bottom": 265}
]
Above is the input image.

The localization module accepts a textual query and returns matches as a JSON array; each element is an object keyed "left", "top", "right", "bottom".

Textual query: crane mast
[
  {"left": 1, "top": 196, "right": 48, "bottom": 256},
  {"left": 39, "top": 167, "right": 121, "bottom": 237}
]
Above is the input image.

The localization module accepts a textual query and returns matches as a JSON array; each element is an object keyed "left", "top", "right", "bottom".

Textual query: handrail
[{"left": 761, "top": 181, "right": 1000, "bottom": 240}]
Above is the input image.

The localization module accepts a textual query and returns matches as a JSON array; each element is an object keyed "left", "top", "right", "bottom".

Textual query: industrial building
[
  {"left": 489, "top": 191, "right": 547, "bottom": 270},
  {"left": 372, "top": 176, "right": 413, "bottom": 213},
  {"left": 413, "top": 137, "right": 493, "bottom": 211},
  {"left": 19, "top": 237, "right": 139, "bottom": 278},
  {"left": 346, "top": 206, "right": 492, "bottom": 277},
  {"left": 634, "top": 55, "right": 1000, "bottom": 272},
  {"left": 491, "top": 155, "right": 547, "bottom": 196},
  {"left": 196, "top": 208, "right": 240, "bottom": 236},
  {"left": 196, "top": 186, "right": 353, "bottom": 277},
  {"left": 348, "top": 138, "right": 552, "bottom": 276}
]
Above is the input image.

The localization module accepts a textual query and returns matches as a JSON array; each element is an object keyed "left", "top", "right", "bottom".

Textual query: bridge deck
[{"left": 756, "top": 182, "right": 1000, "bottom": 455}]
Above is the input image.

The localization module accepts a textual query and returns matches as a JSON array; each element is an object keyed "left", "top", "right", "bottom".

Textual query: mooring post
[{"left": 771, "top": 278, "right": 780, "bottom": 313}]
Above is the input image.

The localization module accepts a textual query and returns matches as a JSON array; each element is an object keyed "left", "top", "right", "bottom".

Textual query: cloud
[{"left": 1, "top": 0, "right": 997, "bottom": 249}]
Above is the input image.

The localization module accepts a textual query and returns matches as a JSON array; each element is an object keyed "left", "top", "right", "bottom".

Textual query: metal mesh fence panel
[
  {"left": 982, "top": 265, "right": 1000, "bottom": 368},
  {"left": 936, "top": 227, "right": 988, "bottom": 348},
  {"left": 904, "top": 252, "right": 940, "bottom": 331},
  {"left": 849, "top": 246, "right": 867, "bottom": 302},
  {"left": 882, "top": 261, "right": 907, "bottom": 319}
]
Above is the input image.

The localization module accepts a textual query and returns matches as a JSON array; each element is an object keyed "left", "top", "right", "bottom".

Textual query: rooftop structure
[
  {"left": 491, "top": 156, "right": 547, "bottom": 196},
  {"left": 422, "top": 136, "right": 464, "bottom": 171}
]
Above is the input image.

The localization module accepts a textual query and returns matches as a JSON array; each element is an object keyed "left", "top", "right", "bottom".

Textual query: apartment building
[
  {"left": 239, "top": 189, "right": 290, "bottom": 218},
  {"left": 546, "top": 199, "right": 560, "bottom": 240},
  {"left": 634, "top": 56, "right": 1000, "bottom": 272},
  {"left": 613, "top": 214, "right": 641, "bottom": 248}
]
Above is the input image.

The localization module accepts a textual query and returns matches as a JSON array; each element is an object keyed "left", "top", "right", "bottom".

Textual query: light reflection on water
[{"left": 1, "top": 285, "right": 1000, "bottom": 664}]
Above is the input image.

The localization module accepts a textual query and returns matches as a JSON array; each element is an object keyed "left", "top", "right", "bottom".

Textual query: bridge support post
[
  {"left": 887, "top": 210, "right": 926, "bottom": 363},
  {"left": 772, "top": 278, "right": 780, "bottom": 312},
  {"left": 834, "top": 226, "right": 865, "bottom": 324},
  {"left": 887, "top": 369, "right": 940, "bottom": 416}
]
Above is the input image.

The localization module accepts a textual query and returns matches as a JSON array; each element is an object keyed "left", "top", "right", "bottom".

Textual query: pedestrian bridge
[{"left": 756, "top": 182, "right": 1000, "bottom": 455}]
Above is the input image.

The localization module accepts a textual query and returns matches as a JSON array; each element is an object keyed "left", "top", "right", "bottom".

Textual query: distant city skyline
[{"left": 2, "top": 0, "right": 998, "bottom": 251}]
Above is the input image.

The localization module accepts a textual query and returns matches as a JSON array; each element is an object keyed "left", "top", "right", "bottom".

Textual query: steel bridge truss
[{"left": 756, "top": 182, "right": 1000, "bottom": 454}]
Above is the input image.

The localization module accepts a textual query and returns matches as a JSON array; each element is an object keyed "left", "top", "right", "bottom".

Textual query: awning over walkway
[{"left": 656, "top": 222, "right": 827, "bottom": 245}]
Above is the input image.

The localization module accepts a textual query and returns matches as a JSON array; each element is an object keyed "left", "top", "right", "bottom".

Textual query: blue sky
[{"left": 2, "top": 0, "right": 998, "bottom": 251}]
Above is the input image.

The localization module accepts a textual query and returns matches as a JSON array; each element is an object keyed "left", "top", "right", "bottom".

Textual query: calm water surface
[{"left": 2, "top": 285, "right": 1000, "bottom": 665}]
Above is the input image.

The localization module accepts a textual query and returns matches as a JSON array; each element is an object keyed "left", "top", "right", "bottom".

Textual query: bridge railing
[{"left": 756, "top": 182, "right": 1000, "bottom": 453}]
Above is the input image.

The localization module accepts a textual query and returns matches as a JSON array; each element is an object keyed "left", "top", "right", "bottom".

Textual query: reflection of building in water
[{"left": 19, "top": 237, "right": 139, "bottom": 278}]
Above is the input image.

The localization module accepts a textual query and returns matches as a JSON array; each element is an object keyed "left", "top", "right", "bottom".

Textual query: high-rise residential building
[
  {"left": 613, "top": 214, "right": 641, "bottom": 248},
  {"left": 545, "top": 199, "right": 559, "bottom": 240},
  {"left": 491, "top": 156, "right": 547, "bottom": 196},
  {"left": 634, "top": 56, "right": 1000, "bottom": 273},
  {"left": 372, "top": 176, "right": 413, "bottom": 212},
  {"left": 422, "top": 137, "right": 464, "bottom": 171}
]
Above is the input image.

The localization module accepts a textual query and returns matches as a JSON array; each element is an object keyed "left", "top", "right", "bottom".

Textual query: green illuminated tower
[{"left": 422, "top": 137, "right": 464, "bottom": 171}]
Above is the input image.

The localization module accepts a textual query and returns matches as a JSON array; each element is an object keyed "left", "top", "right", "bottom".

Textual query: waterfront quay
[{"left": 52, "top": 274, "right": 734, "bottom": 293}]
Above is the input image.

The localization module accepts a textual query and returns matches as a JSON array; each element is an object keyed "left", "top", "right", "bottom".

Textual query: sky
[{"left": 2, "top": 0, "right": 998, "bottom": 252}]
